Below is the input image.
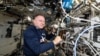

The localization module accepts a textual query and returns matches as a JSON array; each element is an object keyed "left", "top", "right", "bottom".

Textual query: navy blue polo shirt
[{"left": 23, "top": 25, "right": 54, "bottom": 56}]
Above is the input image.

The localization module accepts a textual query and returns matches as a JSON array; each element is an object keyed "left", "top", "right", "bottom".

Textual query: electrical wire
[
  {"left": 82, "top": 38, "right": 99, "bottom": 55},
  {"left": 73, "top": 25, "right": 100, "bottom": 56},
  {"left": 91, "top": 4, "right": 100, "bottom": 11},
  {"left": 71, "top": 17, "right": 100, "bottom": 23},
  {"left": 60, "top": 0, "right": 100, "bottom": 55}
]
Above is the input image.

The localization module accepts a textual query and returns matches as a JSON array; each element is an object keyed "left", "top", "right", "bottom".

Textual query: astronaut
[{"left": 23, "top": 13, "right": 62, "bottom": 56}]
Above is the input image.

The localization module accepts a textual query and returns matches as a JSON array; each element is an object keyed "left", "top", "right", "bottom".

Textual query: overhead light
[
  {"left": 27, "top": 6, "right": 34, "bottom": 11},
  {"left": 27, "top": 16, "right": 31, "bottom": 22},
  {"left": 0, "top": 0, "right": 3, "bottom": 4},
  {"left": 96, "top": 0, "right": 100, "bottom": 3}
]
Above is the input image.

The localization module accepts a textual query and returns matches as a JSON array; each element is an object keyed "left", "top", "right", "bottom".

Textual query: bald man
[{"left": 23, "top": 13, "right": 62, "bottom": 56}]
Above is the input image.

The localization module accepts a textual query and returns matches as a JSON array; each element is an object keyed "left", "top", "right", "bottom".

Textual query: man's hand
[{"left": 53, "top": 36, "right": 62, "bottom": 45}]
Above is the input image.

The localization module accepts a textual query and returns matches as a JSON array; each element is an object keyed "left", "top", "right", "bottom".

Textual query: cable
[
  {"left": 70, "top": 16, "right": 100, "bottom": 23},
  {"left": 73, "top": 25, "right": 100, "bottom": 56},
  {"left": 91, "top": 4, "right": 100, "bottom": 11},
  {"left": 82, "top": 38, "right": 99, "bottom": 55},
  {"left": 60, "top": 0, "right": 67, "bottom": 14}
]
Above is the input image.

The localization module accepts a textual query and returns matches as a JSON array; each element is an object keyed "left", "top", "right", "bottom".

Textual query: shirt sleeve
[{"left": 24, "top": 30, "right": 54, "bottom": 55}]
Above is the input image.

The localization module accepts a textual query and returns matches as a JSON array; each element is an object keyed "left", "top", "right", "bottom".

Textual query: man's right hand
[{"left": 53, "top": 36, "right": 62, "bottom": 45}]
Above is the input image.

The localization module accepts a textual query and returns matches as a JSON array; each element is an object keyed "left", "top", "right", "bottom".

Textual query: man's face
[{"left": 32, "top": 15, "right": 45, "bottom": 29}]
